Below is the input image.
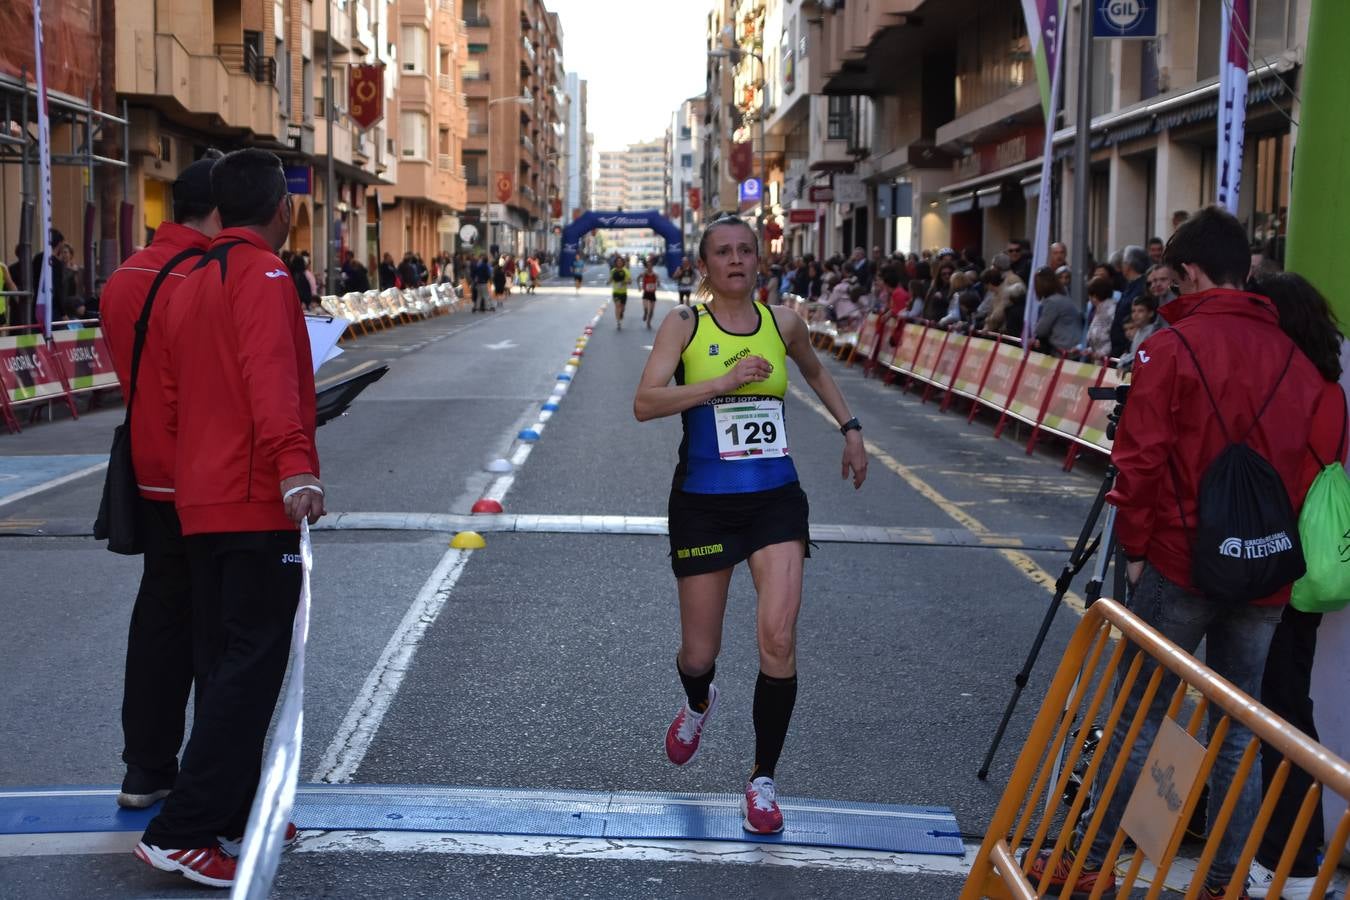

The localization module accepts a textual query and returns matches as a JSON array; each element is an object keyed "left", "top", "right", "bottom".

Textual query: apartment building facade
[
  {"left": 669, "top": 95, "right": 706, "bottom": 251},
  {"left": 378, "top": 0, "right": 469, "bottom": 262},
  {"left": 804, "top": 0, "right": 1308, "bottom": 262},
  {"left": 461, "top": 0, "right": 566, "bottom": 257}
]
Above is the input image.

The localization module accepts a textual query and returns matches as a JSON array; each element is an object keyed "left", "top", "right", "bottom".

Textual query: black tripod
[{"left": 977, "top": 385, "right": 1130, "bottom": 780}]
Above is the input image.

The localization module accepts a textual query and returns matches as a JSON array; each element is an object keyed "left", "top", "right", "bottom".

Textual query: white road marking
[
  {"left": 312, "top": 548, "right": 474, "bottom": 783},
  {"left": 483, "top": 339, "right": 518, "bottom": 350},
  {"left": 315, "top": 359, "right": 382, "bottom": 390},
  {"left": 0, "top": 461, "right": 107, "bottom": 508},
  {"left": 291, "top": 830, "right": 980, "bottom": 878},
  {"left": 312, "top": 317, "right": 588, "bottom": 784}
]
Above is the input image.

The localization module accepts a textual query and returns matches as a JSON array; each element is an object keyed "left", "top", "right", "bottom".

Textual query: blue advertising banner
[
  {"left": 738, "top": 178, "right": 762, "bottom": 203},
  {"left": 1092, "top": 0, "right": 1157, "bottom": 39},
  {"left": 285, "top": 166, "right": 313, "bottom": 195}
]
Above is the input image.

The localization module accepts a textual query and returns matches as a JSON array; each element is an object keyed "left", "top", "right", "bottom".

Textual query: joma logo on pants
[{"left": 280, "top": 554, "right": 302, "bottom": 565}]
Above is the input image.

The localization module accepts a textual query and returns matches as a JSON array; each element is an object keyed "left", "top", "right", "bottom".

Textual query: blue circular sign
[{"left": 1100, "top": 0, "right": 1144, "bottom": 31}]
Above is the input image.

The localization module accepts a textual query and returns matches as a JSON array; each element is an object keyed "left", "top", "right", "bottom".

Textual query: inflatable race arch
[{"left": 559, "top": 210, "right": 685, "bottom": 276}]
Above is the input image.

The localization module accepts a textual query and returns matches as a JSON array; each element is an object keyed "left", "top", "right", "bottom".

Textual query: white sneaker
[{"left": 1248, "top": 859, "right": 1330, "bottom": 899}]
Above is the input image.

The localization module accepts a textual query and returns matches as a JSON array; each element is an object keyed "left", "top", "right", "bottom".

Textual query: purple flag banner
[
  {"left": 1021, "top": 0, "right": 1064, "bottom": 119},
  {"left": 1217, "top": 0, "right": 1250, "bottom": 213},
  {"left": 1020, "top": 0, "right": 1067, "bottom": 342}
]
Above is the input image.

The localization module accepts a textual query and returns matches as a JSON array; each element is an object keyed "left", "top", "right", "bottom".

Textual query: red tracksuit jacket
[
  {"left": 161, "top": 228, "right": 318, "bottom": 536},
  {"left": 100, "top": 222, "right": 212, "bottom": 501},
  {"left": 1106, "top": 289, "right": 1337, "bottom": 605}
]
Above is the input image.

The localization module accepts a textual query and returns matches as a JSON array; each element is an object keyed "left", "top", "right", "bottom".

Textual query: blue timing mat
[{"left": 0, "top": 785, "right": 965, "bottom": 856}]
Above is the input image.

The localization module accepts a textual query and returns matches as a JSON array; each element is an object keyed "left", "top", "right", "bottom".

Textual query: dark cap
[{"left": 172, "top": 151, "right": 222, "bottom": 214}]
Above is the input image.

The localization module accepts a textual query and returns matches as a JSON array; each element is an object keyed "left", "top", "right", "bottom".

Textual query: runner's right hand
[{"left": 720, "top": 355, "right": 774, "bottom": 391}]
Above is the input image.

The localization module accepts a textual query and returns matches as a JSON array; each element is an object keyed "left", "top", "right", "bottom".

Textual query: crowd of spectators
[{"left": 769, "top": 212, "right": 1291, "bottom": 371}]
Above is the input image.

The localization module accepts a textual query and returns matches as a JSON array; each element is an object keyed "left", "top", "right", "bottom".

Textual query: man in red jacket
[
  {"left": 134, "top": 148, "right": 324, "bottom": 889},
  {"left": 1032, "top": 207, "right": 1326, "bottom": 899},
  {"left": 100, "top": 152, "right": 221, "bottom": 810}
]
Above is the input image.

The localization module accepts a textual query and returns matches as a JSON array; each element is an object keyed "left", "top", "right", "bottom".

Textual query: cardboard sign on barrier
[
  {"left": 1040, "top": 360, "right": 1106, "bottom": 439},
  {"left": 1005, "top": 353, "right": 1063, "bottom": 425},
  {"left": 49, "top": 328, "right": 120, "bottom": 394},
  {"left": 1077, "top": 366, "right": 1126, "bottom": 451},
  {"left": 978, "top": 342, "right": 1027, "bottom": 411},
  {"left": 0, "top": 334, "right": 70, "bottom": 406},
  {"left": 950, "top": 337, "right": 995, "bottom": 399}
]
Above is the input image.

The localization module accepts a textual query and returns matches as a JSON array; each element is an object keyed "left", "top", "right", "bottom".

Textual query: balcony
[
  {"left": 214, "top": 43, "right": 276, "bottom": 84},
  {"left": 521, "top": 35, "right": 536, "bottom": 62},
  {"left": 520, "top": 133, "right": 534, "bottom": 155},
  {"left": 312, "top": 0, "right": 352, "bottom": 52},
  {"left": 463, "top": 70, "right": 489, "bottom": 81},
  {"left": 465, "top": 15, "right": 490, "bottom": 28},
  {"left": 137, "top": 34, "right": 282, "bottom": 139}
]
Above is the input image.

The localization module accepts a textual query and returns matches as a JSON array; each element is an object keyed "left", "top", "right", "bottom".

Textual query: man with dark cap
[
  {"left": 135, "top": 147, "right": 321, "bottom": 889},
  {"left": 101, "top": 150, "right": 224, "bottom": 813}
]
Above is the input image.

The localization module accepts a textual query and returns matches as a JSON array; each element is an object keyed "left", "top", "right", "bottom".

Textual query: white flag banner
[
  {"left": 1216, "top": 0, "right": 1251, "bottom": 214},
  {"left": 33, "top": 0, "right": 53, "bottom": 338},
  {"left": 230, "top": 519, "right": 312, "bottom": 899}
]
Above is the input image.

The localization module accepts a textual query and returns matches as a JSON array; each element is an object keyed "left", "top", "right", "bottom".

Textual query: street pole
[
  {"left": 758, "top": 53, "right": 766, "bottom": 256},
  {"left": 325, "top": 0, "right": 338, "bottom": 296},
  {"left": 1070, "top": 0, "right": 1093, "bottom": 309},
  {"left": 486, "top": 102, "right": 493, "bottom": 259}
]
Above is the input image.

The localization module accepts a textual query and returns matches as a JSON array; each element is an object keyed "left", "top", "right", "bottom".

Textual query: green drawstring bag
[{"left": 1291, "top": 398, "right": 1350, "bottom": 613}]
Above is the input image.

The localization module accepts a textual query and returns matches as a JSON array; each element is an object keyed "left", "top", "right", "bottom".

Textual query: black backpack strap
[
  {"left": 124, "top": 245, "right": 208, "bottom": 423},
  {"left": 1170, "top": 326, "right": 1296, "bottom": 446}
]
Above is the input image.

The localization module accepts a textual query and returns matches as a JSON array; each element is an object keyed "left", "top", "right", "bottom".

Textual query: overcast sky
[{"left": 546, "top": 0, "right": 708, "bottom": 154}]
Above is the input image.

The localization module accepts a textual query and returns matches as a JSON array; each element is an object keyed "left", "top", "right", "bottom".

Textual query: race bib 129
[{"left": 714, "top": 399, "right": 788, "bottom": 460}]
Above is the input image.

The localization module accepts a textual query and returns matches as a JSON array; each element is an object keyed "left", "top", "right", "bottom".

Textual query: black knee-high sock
[
  {"left": 677, "top": 661, "right": 715, "bottom": 714},
  {"left": 752, "top": 671, "right": 798, "bottom": 781}
]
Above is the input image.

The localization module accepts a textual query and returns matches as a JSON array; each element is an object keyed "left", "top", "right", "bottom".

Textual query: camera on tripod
[{"left": 1088, "top": 383, "right": 1130, "bottom": 441}]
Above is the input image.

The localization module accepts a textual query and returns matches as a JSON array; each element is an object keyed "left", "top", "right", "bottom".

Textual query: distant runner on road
[
  {"left": 610, "top": 255, "right": 631, "bottom": 330},
  {"left": 675, "top": 259, "right": 696, "bottom": 305},
  {"left": 572, "top": 255, "right": 585, "bottom": 293},
  {"left": 639, "top": 258, "right": 661, "bottom": 329},
  {"left": 633, "top": 213, "right": 868, "bottom": 836}
]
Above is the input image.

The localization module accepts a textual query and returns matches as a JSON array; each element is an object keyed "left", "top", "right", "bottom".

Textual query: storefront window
[{"left": 1250, "top": 132, "right": 1291, "bottom": 244}]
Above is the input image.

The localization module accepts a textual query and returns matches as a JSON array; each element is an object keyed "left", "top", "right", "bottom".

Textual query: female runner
[{"left": 633, "top": 214, "right": 867, "bottom": 834}]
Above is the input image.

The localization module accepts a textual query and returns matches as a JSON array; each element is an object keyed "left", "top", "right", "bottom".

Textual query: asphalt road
[{"left": 0, "top": 267, "right": 1115, "bottom": 898}]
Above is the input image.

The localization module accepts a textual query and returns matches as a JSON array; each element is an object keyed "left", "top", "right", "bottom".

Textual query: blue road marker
[
  {"left": 518, "top": 429, "right": 541, "bottom": 441},
  {"left": 0, "top": 785, "right": 965, "bottom": 856},
  {"left": 556, "top": 374, "right": 572, "bottom": 382},
  {"left": 542, "top": 402, "right": 559, "bottom": 412}
]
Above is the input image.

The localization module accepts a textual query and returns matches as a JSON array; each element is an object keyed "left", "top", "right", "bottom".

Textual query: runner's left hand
[{"left": 841, "top": 432, "right": 867, "bottom": 489}]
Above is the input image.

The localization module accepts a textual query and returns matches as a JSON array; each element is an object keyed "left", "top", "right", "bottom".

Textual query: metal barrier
[{"left": 961, "top": 597, "right": 1350, "bottom": 899}]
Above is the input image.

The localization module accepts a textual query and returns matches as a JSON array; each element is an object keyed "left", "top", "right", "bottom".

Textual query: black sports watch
[{"left": 840, "top": 417, "right": 862, "bottom": 435}]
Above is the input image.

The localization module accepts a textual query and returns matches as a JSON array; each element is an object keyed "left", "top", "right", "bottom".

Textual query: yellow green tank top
[{"left": 673, "top": 302, "right": 797, "bottom": 494}]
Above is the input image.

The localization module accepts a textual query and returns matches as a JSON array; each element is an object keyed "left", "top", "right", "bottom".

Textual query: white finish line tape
[{"left": 231, "top": 519, "right": 313, "bottom": 899}]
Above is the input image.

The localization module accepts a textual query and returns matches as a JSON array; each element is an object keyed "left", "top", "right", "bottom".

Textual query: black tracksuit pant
[
  {"left": 142, "top": 530, "right": 300, "bottom": 848},
  {"left": 1256, "top": 604, "right": 1325, "bottom": 876},
  {"left": 121, "top": 499, "right": 194, "bottom": 779}
]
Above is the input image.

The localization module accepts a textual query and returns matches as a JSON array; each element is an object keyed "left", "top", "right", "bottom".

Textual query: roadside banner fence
[
  {"left": 819, "top": 313, "right": 1123, "bottom": 469},
  {"left": 0, "top": 283, "right": 465, "bottom": 434},
  {"left": 961, "top": 597, "right": 1350, "bottom": 899}
]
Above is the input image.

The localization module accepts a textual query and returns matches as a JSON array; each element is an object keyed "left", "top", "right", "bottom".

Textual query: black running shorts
[
  {"left": 642, "top": 291, "right": 657, "bottom": 301},
  {"left": 667, "top": 482, "right": 810, "bottom": 577},
  {"left": 613, "top": 293, "right": 627, "bottom": 305}
]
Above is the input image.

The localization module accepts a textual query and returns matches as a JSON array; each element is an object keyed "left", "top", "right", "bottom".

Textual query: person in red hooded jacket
[
  {"left": 1031, "top": 206, "right": 1332, "bottom": 900},
  {"left": 134, "top": 148, "right": 324, "bottom": 890},
  {"left": 100, "top": 151, "right": 221, "bottom": 812}
]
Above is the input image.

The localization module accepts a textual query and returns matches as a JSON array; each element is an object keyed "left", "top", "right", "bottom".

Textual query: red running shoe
[
  {"left": 134, "top": 842, "right": 236, "bottom": 888},
  {"left": 1026, "top": 846, "right": 1117, "bottom": 899},
  {"left": 742, "top": 776, "right": 784, "bottom": 835},
  {"left": 664, "top": 683, "right": 719, "bottom": 766},
  {"left": 218, "top": 822, "right": 298, "bottom": 857}
]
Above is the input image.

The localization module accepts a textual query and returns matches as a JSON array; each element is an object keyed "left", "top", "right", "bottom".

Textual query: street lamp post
[
  {"left": 708, "top": 47, "right": 768, "bottom": 254},
  {"left": 486, "top": 95, "right": 531, "bottom": 259}
]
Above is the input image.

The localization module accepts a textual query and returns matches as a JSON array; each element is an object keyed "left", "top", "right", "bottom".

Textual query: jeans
[{"left": 1076, "top": 564, "right": 1282, "bottom": 885}]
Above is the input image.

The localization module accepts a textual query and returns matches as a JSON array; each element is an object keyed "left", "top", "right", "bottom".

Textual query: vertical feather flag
[
  {"left": 1216, "top": 0, "right": 1251, "bottom": 213},
  {"left": 1020, "top": 0, "right": 1067, "bottom": 342}
]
